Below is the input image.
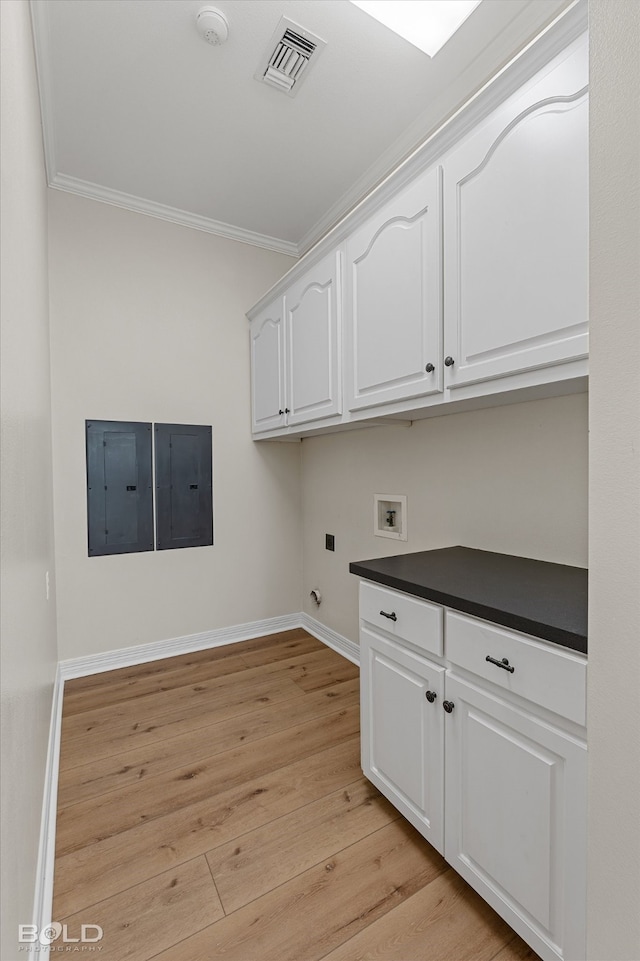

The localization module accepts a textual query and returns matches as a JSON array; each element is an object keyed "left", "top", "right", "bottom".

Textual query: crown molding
[
  {"left": 48, "top": 174, "right": 299, "bottom": 256},
  {"left": 30, "top": 0, "right": 298, "bottom": 256},
  {"left": 31, "top": 0, "right": 585, "bottom": 263}
]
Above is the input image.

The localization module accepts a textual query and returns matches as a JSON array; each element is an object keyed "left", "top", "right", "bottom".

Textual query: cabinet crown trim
[{"left": 247, "top": 2, "right": 587, "bottom": 319}]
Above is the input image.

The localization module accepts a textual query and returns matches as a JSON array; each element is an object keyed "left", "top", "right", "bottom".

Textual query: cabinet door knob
[
  {"left": 486, "top": 655, "right": 515, "bottom": 674},
  {"left": 444, "top": 356, "right": 455, "bottom": 367},
  {"left": 425, "top": 363, "right": 435, "bottom": 373},
  {"left": 278, "top": 410, "right": 284, "bottom": 415},
  {"left": 443, "top": 700, "right": 455, "bottom": 713},
  {"left": 379, "top": 610, "right": 397, "bottom": 622},
  {"left": 284, "top": 408, "right": 290, "bottom": 414},
  {"left": 425, "top": 690, "right": 437, "bottom": 703}
]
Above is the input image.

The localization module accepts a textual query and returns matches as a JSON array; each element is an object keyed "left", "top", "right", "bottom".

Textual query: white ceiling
[{"left": 31, "top": 0, "right": 571, "bottom": 256}]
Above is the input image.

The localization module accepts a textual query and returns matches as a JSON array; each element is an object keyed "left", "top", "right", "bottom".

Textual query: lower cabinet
[
  {"left": 359, "top": 588, "right": 587, "bottom": 961},
  {"left": 360, "top": 628, "right": 445, "bottom": 852},
  {"left": 444, "top": 674, "right": 587, "bottom": 961}
]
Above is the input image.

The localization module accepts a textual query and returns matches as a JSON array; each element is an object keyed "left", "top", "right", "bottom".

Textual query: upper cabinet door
[
  {"left": 346, "top": 166, "right": 443, "bottom": 411},
  {"left": 285, "top": 250, "right": 342, "bottom": 427},
  {"left": 443, "top": 36, "right": 589, "bottom": 393},
  {"left": 250, "top": 299, "right": 286, "bottom": 434}
]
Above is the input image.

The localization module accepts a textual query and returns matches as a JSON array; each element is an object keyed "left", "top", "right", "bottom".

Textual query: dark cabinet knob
[
  {"left": 444, "top": 356, "right": 455, "bottom": 367},
  {"left": 443, "top": 700, "right": 455, "bottom": 713},
  {"left": 284, "top": 408, "right": 290, "bottom": 414},
  {"left": 278, "top": 409, "right": 284, "bottom": 415},
  {"left": 425, "top": 690, "right": 437, "bottom": 703},
  {"left": 425, "top": 363, "right": 435, "bottom": 373}
]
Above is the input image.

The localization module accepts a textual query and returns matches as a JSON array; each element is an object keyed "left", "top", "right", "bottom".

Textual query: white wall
[
  {"left": 301, "top": 394, "right": 588, "bottom": 643},
  {"left": 587, "top": 2, "right": 640, "bottom": 958},
  {"left": 0, "top": 3, "right": 59, "bottom": 959},
  {"left": 48, "top": 192, "right": 299, "bottom": 660}
]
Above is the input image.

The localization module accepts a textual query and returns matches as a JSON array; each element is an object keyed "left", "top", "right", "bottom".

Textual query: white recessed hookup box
[{"left": 374, "top": 494, "right": 407, "bottom": 541}]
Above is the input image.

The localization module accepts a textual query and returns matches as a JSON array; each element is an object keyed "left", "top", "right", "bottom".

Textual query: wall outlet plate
[{"left": 374, "top": 494, "right": 407, "bottom": 541}]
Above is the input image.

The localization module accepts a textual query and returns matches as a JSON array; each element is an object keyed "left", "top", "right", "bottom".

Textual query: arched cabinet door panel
[
  {"left": 443, "top": 34, "right": 588, "bottom": 392},
  {"left": 250, "top": 302, "right": 285, "bottom": 434},
  {"left": 346, "top": 165, "right": 443, "bottom": 411},
  {"left": 285, "top": 250, "right": 342, "bottom": 426}
]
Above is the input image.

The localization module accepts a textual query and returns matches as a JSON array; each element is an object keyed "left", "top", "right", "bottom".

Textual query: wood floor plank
[
  {"left": 59, "top": 856, "right": 223, "bottom": 961},
  {"left": 53, "top": 738, "right": 362, "bottom": 919},
  {"left": 151, "top": 819, "right": 447, "bottom": 961},
  {"left": 58, "top": 678, "right": 359, "bottom": 805},
  {"left": 287, "top": 655, "right": 361, "bottom": 693},
  {"left": 490, "top": 936, "right": 542, "bottom": 961},
  {"left": 59, "top": 673, "right": 323, "bottom": 772},
  {"left": 59, "top": 667, "right": 304, "bottom": 751},
  {"left": 60, "top": 646, "right": 345, "bottom": 746},
  {"left": 239, "top": 634, "right": 327, "bottom": 669},
  {"left": 62, "top": 629, "right": 314, "bottom": 696},
  {"left": 206, "top": 777, "right": 399, "bottom": 914},
  {"left": 61, "top": 643, "right": 332, "bottom": 720},
  {"left": 56, "top": 705, "right": 360, "bottom": 856},
  {"left": 54, "top": 631, "right": 528, "bottom": 961},
  {"left": 319, "top": 868, "right": 525, "bottom": 961},
  {"left": 62, "top": 651, "right": 252, "bottom": 716},
  {"left": 63, "top": 633, "right": 324, "bottom": 716}
]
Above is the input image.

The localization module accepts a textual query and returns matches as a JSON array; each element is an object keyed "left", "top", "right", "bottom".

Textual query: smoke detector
[
  {"left": 255, "top": 17, "right": 326, "bottom": 96},
  {"left": 196, "top": 7, "right": 229, "bottom": 46}
]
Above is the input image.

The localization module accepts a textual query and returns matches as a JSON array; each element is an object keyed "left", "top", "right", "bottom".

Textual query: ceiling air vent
[{"left": 255, "top": 17, "right": 326, "bottom": 97}]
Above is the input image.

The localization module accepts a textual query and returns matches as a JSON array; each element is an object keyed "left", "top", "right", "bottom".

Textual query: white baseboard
[
  {"left": 36, "top": 611, "right": 358, "bottom": 945},
  {"left": 299, "top": 613, "right": 360, "bottom": 666},
  {"left": 59, "top": 613, "right": 303, "bottom": 680},
  {"left": 31, "top": 664, "right": 64, "bottom": 956}
]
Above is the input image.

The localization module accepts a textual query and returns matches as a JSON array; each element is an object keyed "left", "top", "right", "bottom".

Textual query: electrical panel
[
  {"left": 86, "top": 420, "right": 154, "bottom": 556},
  {"left": 155, "top": 423, "right": 213, "bottom": 550}
]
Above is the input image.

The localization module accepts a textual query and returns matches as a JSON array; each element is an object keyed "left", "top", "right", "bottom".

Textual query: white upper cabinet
[
  {"left": 346, "top": 166, "right": 443, "bottom": 411},
  {"left": 248, "top": 20, "right": 589, "bottom": 439},
  {"left": 443, "top": 35, "right": 588, "bottom": 393},
  {"left": 285, "top": 250, "right": 342, "bottom": 426},
  {"left": 250, "top": 299, "right": 285, "bottom": 434},
  {"left": 250, "top": 251, "right": 341, "bottom": 435}
]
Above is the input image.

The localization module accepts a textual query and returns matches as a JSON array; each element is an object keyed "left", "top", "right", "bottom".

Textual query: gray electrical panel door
[
  {"left": 155, "top": 423, "right": 213, "bottom": 550},
  {"left": 86, "top": 420, "right": 154, "bottom": 556}
]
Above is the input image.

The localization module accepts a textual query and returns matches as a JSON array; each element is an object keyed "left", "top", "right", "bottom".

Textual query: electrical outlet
[{"left": 325, "top": 533, "right": 335, "bottom": 551}]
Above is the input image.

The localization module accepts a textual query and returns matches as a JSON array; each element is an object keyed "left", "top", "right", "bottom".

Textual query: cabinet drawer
[
  {"left": 360, "top": 581, "right": 443, "bottom": 657},
  {"left": 445, "top": 611, "right": 586, "bottom": 726}
]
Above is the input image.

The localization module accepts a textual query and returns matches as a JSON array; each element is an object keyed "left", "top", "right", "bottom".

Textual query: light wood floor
[{"left": 55, "top": 629, "right": 541, "bottom": 961}]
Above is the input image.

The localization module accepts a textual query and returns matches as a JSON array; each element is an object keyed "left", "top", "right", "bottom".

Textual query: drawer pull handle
[
  {"left": 379, "top": 610, "right": 397, "bottom": 622},
  {"left": 425, "top": 690, "right": 437, "bottom": 703},
  {"left": 486, "top": 655, "right": 515, "bottom": 674}
]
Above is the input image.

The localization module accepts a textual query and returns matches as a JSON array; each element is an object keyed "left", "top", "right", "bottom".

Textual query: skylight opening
[{"left": 350, "top": 0, "right": 482, "bottom": 58}]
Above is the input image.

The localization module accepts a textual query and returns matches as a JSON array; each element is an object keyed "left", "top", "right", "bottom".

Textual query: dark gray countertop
[{"left": 349, "top": 547, "right": 588, "bottom": 654}]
